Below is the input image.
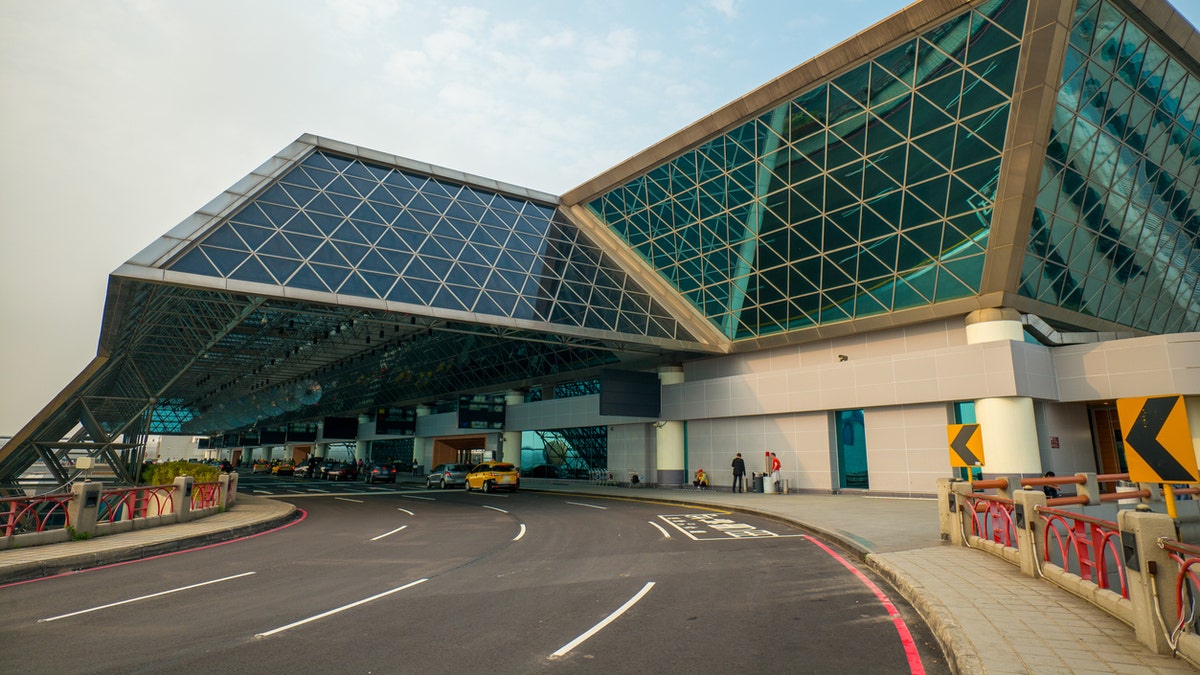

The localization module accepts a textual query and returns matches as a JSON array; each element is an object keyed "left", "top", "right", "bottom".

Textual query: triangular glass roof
[{"left": 161, "top": 149, "right": 697, "bottom": 345}]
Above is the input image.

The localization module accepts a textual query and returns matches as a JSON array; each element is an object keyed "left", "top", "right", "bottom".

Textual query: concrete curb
[
  {"left": 0, "top": 503, "right": 300, "bottom": 585},
  {"left": 868, "top": 552, "right": 983, "bottom": 675}
]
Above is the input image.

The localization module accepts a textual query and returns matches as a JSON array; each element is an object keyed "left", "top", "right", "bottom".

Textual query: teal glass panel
[
  {"left": 586, "top": 0, "right": 1024, "bottom": 340},
  {"left": 836, "top": 410, "right": 869, "bottom": 489},
  {"left": 1020, "top": 0, "right": 1200, "bottom": 333}
]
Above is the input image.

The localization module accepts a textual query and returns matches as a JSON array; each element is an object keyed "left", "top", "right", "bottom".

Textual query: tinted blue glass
[{"left": 1020, "top": 0, "right": 1200, "bottom": 333}]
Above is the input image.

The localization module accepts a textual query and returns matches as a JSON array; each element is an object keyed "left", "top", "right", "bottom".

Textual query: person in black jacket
[{"left": 731, "top": 453, "right": 747, "bottom": 493}]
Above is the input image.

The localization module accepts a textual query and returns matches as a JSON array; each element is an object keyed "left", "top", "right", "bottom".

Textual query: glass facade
[
  {"left": 168, "top": 151, "right": 693, "bottom": 342},
  {"left": 588, "top": 0, "right": 1026, "bottom": 340},
  {"left": 521, "top": 426, "right": 607, "bottom": 477},
  {"left": 1021, "top": 0, "right": 1200, "bottom": 332}
]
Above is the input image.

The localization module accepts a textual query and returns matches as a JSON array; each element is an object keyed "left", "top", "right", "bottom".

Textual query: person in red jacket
[{"left": 770, "top": 452, "right": 782, "bottom": 493}]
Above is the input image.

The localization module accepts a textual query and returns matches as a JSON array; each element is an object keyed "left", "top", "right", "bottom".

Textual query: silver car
[{"left": 425, "top": 463, "right": 471, "bottom": 489}]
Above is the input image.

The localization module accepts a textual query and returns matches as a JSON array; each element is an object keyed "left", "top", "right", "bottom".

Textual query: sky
[{"left": 2, "top": 0, "right": 1200, "bottom": 436}]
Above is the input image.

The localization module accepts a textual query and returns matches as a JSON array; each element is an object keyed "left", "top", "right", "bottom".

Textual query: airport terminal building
[{"left": 4, "top": 0, "right": 1200, "bottom": 496}]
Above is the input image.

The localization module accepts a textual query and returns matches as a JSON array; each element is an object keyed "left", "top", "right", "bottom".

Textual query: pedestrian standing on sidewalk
[
  {"left": 731, "top": 453, "right": 746, "bottom": 492},
  {"left": 770, "top": 452, "right": 782, "bottom": 493}
]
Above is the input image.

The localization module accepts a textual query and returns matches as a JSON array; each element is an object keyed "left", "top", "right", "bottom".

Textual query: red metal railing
[
  {"left": 1037, "top": 505, "right": 1128, "bottom": 598},
  {"left": 1159, "top": 538, "right": 1200, "bottom": 638},
  {"left": 97, "top": 485, "right": 176, "bottom": 522},
  {"left": 191, "top": 481, "right": 220, "bottom": 509},
  {"left": 0, "top": 492, "right": 73, "bottom": 536},
  {"left": 960, "top": 492, "right": 1017, "bottom": 547}
]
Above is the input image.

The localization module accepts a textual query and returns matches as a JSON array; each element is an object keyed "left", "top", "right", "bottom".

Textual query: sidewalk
[{"left": 1, "top": 481, "right": 1193, "bottom": 674}]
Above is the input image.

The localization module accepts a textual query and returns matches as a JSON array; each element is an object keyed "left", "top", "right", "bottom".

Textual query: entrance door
[
  {"left": 1090, "top": 405, "right": 1127, "bottom": 476},
  {"left": 836, "top": 409, "right": 868, "bottom": 489}
]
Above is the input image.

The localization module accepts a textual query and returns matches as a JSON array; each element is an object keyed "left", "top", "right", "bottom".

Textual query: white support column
[
  {"left": 503, "top": 390, "right": 524, "bottom": 468},
  {"left": 965, "top": 308, "right": 1042, "bottom": 475},
  {"left": 412, "top": 405, "right": 431, "bottom": 474},
  {"left": 656, "top": 366, "right": 685, "bottom": 486},
  {"left": 355, "top": 414, "right": 371, "bottom": 463}
]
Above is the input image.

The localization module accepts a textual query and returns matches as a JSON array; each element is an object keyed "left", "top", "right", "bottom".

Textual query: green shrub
[{"left": 141, "top": 461, "right": 219, "bottom": 485}]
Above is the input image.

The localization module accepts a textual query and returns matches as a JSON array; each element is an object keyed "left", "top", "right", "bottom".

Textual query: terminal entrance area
[{"left": 429, "top": 435, "right": 489, "bottom": 468}]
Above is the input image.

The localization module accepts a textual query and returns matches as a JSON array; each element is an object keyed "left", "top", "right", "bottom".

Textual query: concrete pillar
[
  {"left": 1075, "top": 472, "right": 1100, "bottom": 505},
  {"left": 503, "top": 390, "right": 524, "bottom": 468},
  {"left": 228, "top": 471, "right": 239, "bottom": 506},
  {"left": 356, "top": 414, "right": 371, "bottom": 462},
  {"left": 949, "top": 481, "right": 975, "bottom": 546},
  {"left": 314, "top": 442, "right": 328, "bottom": 460},
  {"left": 264, "top": 446, "right": 275, "bottom": 462},
  {"left": 412, "top": 405, "right": 432, "bottom": 473},
  {"left": 965, "top": 308, "right": 1042, "bottom": 475},
  {"left": 218, "top": 473, "right": 231, "bottom": 510},
  {"left": 172, "top": 475, "right": 195, "bottom": 523},
  {"left": 1013, "top": 488, "right": 1048, "bottom": 578},
  {"left": 1118, "top": 508, "right": 1178, "bottom": 654},
  {"left": 936, "top": 478, "right": 957, "bottom": 541},
  {"left": 656, "top": 365, "right": 685, "bottom": 486},
  {"left": 67, "top": 481, "right": 103, "bottom": 537}
]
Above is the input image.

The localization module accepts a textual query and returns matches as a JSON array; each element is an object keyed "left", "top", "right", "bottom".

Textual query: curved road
[{"left": 1, "top": 481, "right": 948, "bottom": 673}]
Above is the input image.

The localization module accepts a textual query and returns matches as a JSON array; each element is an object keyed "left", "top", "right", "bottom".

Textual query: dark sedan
[
  {"left": 362, "top": 463, "right": 395, "bottom": 484},
  {"left": 325, "top": 462, "right": 359, "bottom": 481}
]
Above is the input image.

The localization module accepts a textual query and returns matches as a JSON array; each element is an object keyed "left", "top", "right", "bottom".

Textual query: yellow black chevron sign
[
  {"left": 947, "top": 423, "right": 984, "bottom": 468},
  {"left": 1116, "top": 395, "right": 1198, "bottom": 483}
]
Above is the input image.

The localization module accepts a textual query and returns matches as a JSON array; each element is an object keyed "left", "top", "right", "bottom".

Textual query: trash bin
[
  {"left": 752, "top": 472, "right": 764, "bottom": 493},
  {"left": 763, "top": 473, "right": 776, "bottom": 494}
]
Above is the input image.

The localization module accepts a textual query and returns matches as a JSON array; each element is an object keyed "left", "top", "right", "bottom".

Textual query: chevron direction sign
[
  {"left": 1116, "top": 395, "right": 1198, "bottom": 484},
  {"left": 947, "top": 423, "right": 984, "bottom": 468}
]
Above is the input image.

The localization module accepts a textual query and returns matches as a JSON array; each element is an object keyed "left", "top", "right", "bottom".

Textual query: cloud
[
  {"left": 386, "top": 49, "right": 431, "bottom": 86},
  {"left": 583, "top": 28, "right": 639, "bottom": 70},
  {"left": 708, "top": 0, "right": 741, "bottom": 19},
  {"left": 327, "top": 0, "right": 401, "bottom": 32}
]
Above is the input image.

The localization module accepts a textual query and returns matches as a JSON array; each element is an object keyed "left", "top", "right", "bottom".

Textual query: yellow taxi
[{"left": 464, "top": 461, "right": 520, "bottom": 493}]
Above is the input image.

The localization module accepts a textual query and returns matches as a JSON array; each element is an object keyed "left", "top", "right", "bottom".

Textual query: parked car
[
  {"left": 314, "top": 460, "right": 340, "bottom": 480},
  {"left": 252, "top": 461, "right": 272, "bottom": 474},
  {"left": 272, "top": 461, "right": 295, "bottom": 476},
  {"left": 464, "top": 461, "right": 519, "bottom": 493},
  {"left": 362, "top": 463, "right": 395, "bottom": 484},
  {"left": 325, "top": 462, "right": 359, "bottom": 481},
  {"left": 425, "top": 463, "right": 471, "bottom": 489}
]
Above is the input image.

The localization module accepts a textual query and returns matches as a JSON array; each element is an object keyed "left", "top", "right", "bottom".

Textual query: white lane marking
[
  {"left": 287, "top": 490, "right": 307, "bottom": 494},
  {"left": 513, "top": 523, "right": 527, "bottom": 541},
  {"left": 550, "top": 582, "right": 655, "bottom": 658},
  {"left": 308, "top": 488, "right": 329, "bottom": 493},
  {"left": 255, "top": 579, "right": 428, "bottom": 639},
  {"left": 396, "top": 507, "right": 415, "bottom": 516},
  {"left": 253, "top": 490, "right": 273, "bottom": 494},
  {"left": 401, "top": 495, "right": 435, "bottom": 501},
  {"left": 482, "top": 505, "right": 508, "bottom": 513},
  {"left": 40, "top": 572, "right": 257, "bottom": 623},
  {"left": 648, "top": 521, "right": 671, "bottom": 538},
  {"left": 370, "top": 525, "right": 408, "bottom": 541},
  {"left": 335, "top": 497, "right": 363, "bottom": 503},
  {"left": 565, "top": 501, "right": 607, "bottom": 510}
]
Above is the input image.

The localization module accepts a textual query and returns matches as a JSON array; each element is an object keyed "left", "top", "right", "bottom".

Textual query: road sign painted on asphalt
[
  {"left": 658, "top": 513, "right": 803, "bottom": 540},
  {"left": 947, "top": 424, "right": 984, "bottom": 468},
  {"left": 1117, "top": 395, "right": 1198, "bottom": 483}
]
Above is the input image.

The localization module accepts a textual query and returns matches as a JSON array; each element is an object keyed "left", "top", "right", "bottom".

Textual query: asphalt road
[{"left": 1, "top": 477, "right": 948, "bottom": 674}]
